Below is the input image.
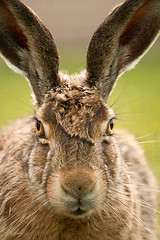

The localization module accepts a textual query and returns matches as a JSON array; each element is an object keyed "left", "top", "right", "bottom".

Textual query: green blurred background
[{"left": 0, "top": 0, "right": 159, "bottom": 237}]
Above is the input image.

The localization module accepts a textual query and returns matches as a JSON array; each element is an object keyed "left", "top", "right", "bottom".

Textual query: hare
[{"left": 0, "top": 0, "right": 159, "bottom": 239}]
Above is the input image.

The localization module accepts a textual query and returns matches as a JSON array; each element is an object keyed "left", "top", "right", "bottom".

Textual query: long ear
[
  {"left": 86, "top": 0, "right": 160, "bottom": 101},
  {"left": 0, "top": 0, "right": 60, "bottom": 105}
]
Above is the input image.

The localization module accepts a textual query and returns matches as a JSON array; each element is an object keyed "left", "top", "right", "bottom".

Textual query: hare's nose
[{"left": 61, "top": 170, "right": 96, "bottom": 200}]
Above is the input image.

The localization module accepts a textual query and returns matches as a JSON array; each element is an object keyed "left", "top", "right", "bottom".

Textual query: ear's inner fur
[
  {"left": 119, "top": 0, "right": 160, "bottom": 72},
  {"left": 0, "top": 0, "right": 60, "bottom": 104},
  {"left": 0, "top": 1, "right": 29, "bottom": 50},
  {"left": 86, "top": 0, "right": 160, "bottom": 101},
  {"left": 0, "top": 0, "right": 29, "bottom": 71}
]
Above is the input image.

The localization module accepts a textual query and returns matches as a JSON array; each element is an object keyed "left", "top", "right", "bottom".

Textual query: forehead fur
[{"left": 39, "top": 81, "right": 110, "bottom": 140}]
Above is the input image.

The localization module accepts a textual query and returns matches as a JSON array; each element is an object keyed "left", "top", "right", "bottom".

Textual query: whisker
[
  {"left": 109, "top": 77, "right": 130, "bottom": 109},
  {"left": 115, "top": 199, "right": 153, "bottom": 235},
  {"left": 103, "top": 197, "right": 139, "bottom": 240},
  {"left": 136, "top": 132, "right": 154, "bottom": 140},
  {"left": 138, "top": 140, "right": 160, "bottom": 144},
  {"left": 113, "top": 96, "right": 142, "bottom": 112},
  {"left": 6, "top": 190, "right": 47, "bottom": 224},
  {"left": 110, "top": 188, "right": 160, "bottom": 213},
  {"left": 124, "top": 183, "right": 159, "bottom": 192},
  {"left": 104, "top": 202, "right": 124, "bottom": 222},
  {"left": 21, "top": 200, "right": 49, "bottom": 236},
  {"left": 127, "top": 204, "right": 152, "bottom": 234}
]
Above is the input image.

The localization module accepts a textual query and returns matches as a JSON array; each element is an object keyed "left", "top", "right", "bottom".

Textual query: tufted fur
[{"left": 0, "top": 0, "right": 159, "bottom": 239}]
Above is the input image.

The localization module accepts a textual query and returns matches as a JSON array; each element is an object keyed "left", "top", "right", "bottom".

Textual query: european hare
[{"left": 0, "top": 0, "right": 159, "bottom": 239}]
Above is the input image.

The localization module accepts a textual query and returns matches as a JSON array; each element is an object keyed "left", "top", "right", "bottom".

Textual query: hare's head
[
  {"left": 33, "top": 73, "right": 118, "bottom": 218},
  {"left": 0, "top": 0, "right": 159, "bottom": 218}
]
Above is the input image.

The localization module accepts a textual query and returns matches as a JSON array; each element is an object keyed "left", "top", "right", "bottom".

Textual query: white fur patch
[
  {"left": 119, "top": 31, "right": 160, "bottom": 77},
  {"left": 0, "top": 53, "right": 26, "bottom": 76}
]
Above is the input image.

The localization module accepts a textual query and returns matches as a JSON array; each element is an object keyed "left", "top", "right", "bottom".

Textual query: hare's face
[{"left": 31, "top": 82, "right": 120, "bottom": 218}]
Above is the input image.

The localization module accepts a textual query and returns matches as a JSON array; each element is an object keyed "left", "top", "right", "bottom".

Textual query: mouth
[{"left": 71, "top": 208, "right": 87, "bottom": 217}]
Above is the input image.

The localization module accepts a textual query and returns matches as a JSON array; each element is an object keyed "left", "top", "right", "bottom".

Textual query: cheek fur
[
  {"left": 28, "top": 143, "right": 50, "bottom": 188},
  {"left": 102, "top": 138, "right": 122, "bottom": 182}
]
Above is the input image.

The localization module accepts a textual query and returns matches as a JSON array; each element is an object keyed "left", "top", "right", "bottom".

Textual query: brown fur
[{"left": 0, "top": 0, "right": 159, "bottom": 239}]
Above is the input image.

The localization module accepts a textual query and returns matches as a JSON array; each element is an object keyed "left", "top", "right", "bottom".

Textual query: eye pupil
[
  {"left": 106, "top": 119, "right": 115, "bottom": 135},
  {"left": 36, "top": 121, "right": 41, "bottom": 131},
  {"left": 110, "top": 119, "right": 114, "bottom": 130},
  {"left": 35, "top": 120, "right": 44, "bottom": 137}
]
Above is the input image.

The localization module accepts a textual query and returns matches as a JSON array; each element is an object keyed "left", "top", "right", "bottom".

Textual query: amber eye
[
  {"left": 35, "top": 120, "right": 44, "bottom": 137},
  {"left": 106, "top": 119, "right": 115, "bottom": 135}
]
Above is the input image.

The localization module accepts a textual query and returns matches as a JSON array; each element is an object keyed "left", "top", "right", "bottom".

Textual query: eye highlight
[
  {"left": 106, "top": 119, "right": 115, "bottom": 135},
  {"left": 35, "top": 120, "right": 45, "bottom": 137}
]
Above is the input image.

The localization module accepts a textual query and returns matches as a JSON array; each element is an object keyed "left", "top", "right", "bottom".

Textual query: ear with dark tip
[
  {"left": 86, "top": 0, "right": 160, "bottom": 101},
  {"left": 0, "top": 0, "right": 60, "bottom": 105}
]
